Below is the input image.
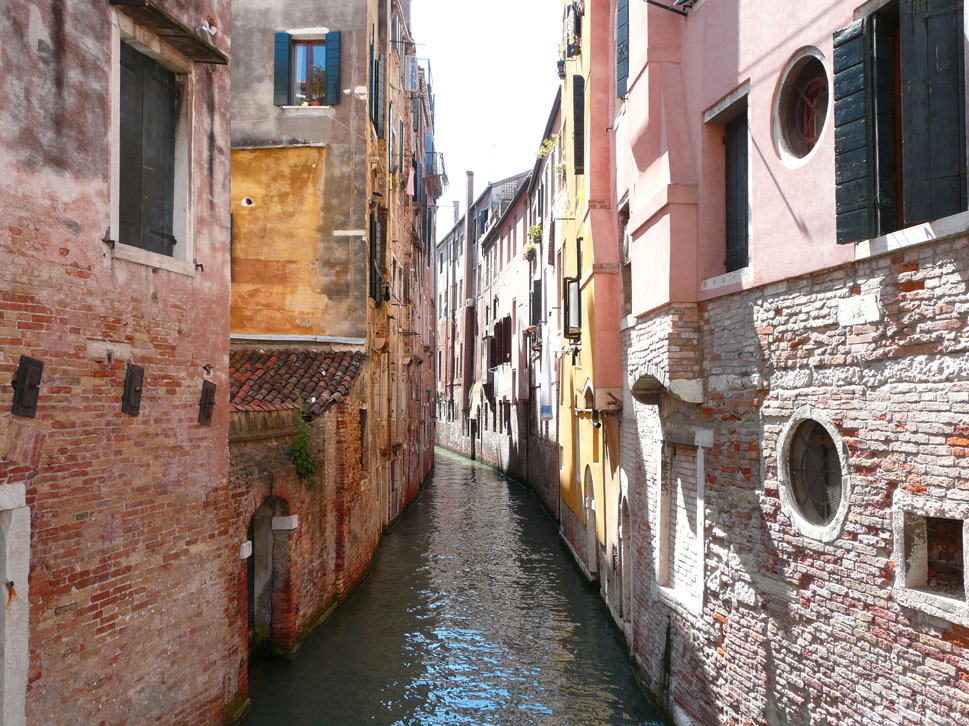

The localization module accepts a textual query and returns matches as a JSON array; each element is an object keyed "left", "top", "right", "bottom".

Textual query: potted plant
[
  {"left": 528, "top": 225, "right": 543, "bottom": 243},
  {"left": 536, "top": 136, "right": 556, "bottom": 160},
  {"left": 557, "top": 59, "right": 566, "bottom": 79},
  {"left": 308, "top": 66, "right": 326, "bottom": 105},
  {"left": 523, "top": 242, "right": 537, "bottom": 261}
]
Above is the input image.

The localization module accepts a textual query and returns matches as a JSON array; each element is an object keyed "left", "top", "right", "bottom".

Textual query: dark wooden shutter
[
  {"left": 573, "top": 75, "right": 586, "bottom": 175},
  {"left": 724, "top": 113, "right": 748, "bottom": 271},
  {"left": 369, "top": 213, "right": 379, "bottom": 303},
  {"left": 617, "top": 0, "right": 629, "bottom": 97},
  {"left": 119, "top": 43, "right": 176, "bottom": 257},
  {"left": 531, "top": 279, "right": 542, "bottom": 326},
  {"left": 274, "top": 32, "right": 291, "bottom": 106},
  {"left": 377, "top": 54, "right": 387, "bottom": 138},
  {"left": 119, "top": 43, "right": 144, "bottom": 251},
  {"left": 324, "top": 31, "right": 341, "bottom": 106},
  {"left": 900, "top": 0, "right": 967, "bottom": 225},
  {"left": 141, "top": 55, "right": 177, "bottom": 255}
]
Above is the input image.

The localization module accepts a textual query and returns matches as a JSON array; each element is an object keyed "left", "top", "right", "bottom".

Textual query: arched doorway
[
  {"left": 248, "top": 501, "right": 274, "bottom": 653},
  {"left": 584, "top": 466, "right": 597, "bottom": 577}
]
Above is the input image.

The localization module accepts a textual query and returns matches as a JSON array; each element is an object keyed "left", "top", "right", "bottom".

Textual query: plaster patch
[{"left": 669, "top": 378, "right": 703, "bottom": 403}]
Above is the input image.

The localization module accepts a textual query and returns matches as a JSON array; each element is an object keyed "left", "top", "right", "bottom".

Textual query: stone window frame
[
  {"left": 0, "top": 483, "right": 30, "bottom": 725},
  {"left": 109, "top": 9, "right": 198, "bottom": 276},
  {"left": 653, "top": 426, "right": 712, "bottom": 616},
  {"left": 777, "top": 405, "right": 852, "bottom": 543},
  {"left": 892, "top": 490, "right": 969, "bottom": 627}
]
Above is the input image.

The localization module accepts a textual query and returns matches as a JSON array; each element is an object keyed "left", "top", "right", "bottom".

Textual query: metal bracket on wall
[{"left": 644, "top": 0, "right": 691, "bottom": 16}]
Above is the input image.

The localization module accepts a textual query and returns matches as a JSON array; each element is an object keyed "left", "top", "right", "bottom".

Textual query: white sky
[{"left": 411, "top": 0, "right": 563, "bottom": 241}]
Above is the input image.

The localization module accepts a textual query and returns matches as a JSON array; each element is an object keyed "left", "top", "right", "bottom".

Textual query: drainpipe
[{"left": 461, "top": 172, "right": 475, "bottom": 416}]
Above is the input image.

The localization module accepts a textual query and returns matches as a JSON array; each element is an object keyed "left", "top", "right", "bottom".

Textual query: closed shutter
[
  {"left": 617, "top": 0, "right": 629, "bottom": 97},
  {"left": 377, "top": 54, "right": 387, "bottom": 137},
  {"left": 274, "top": 32, "right": 291, "bottom": 106},
  {"left": 324, "top": 31, "right": 341, "bottom": 105},
  {"left": 369, "top": 213, "right": 380, "bottom": 303},
  {"left": 119, "top": 43, "right": 176, "bottom": 257},
  {"left": 900, "top": 0, "right": 966, "bottom": 225},
  {"left": 573, "top": 75, "right": 586, "bottom": 175},
  {"left": 724, "top": 113, "right": 748, "bottom": 271},
  {"left": 531, "top": 279, "right": 542, "bottom": 326}
]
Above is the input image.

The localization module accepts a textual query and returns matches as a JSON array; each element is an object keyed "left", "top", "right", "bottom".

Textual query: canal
[{"left": 245, "top": 448, "right": 662, "bottom": 725}]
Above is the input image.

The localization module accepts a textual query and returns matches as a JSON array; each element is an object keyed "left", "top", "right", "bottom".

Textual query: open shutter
[
  {"left": 369, "top": 213, "right": 380, "bottom": 303},
  {"left": 617, "top": 0, "right": 629, "bottom": 97},
  {"left": 573, "top": 75, "right": 586, "bottom": 175},
  {"left": 833, "top": 17, "right": 897, "bottom": 244},
  {"left": 724, "top": 113, "right": 748, "bottom": 271},
  {"left": 274, "top": 32, "right": 291, "bottom": 106},
  {"left": 324, "top": 31, "right": 341, "bottom": 106},
  {"left": 900, "top": 0, "right": 967, "bottom": 225},
  {"left": 376, "top": 54, "right": 387, "bottom": 137}
]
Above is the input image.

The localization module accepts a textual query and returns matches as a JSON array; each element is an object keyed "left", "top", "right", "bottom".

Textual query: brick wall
[
  {"left": 0, "top": 2, "right": 234, "bottom": 723},
  {"left": 623, "top": 234, "right": 969, "bottom": 725}
]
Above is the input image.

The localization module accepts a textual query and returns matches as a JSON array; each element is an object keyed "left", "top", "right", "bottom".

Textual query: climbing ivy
[{"left": 286, "top": 398, "right": 318, "bottom": 484}]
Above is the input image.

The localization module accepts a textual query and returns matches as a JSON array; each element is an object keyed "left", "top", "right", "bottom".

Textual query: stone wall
[{"left": 623, "top": 234, "right": 969, "bottom": 725}]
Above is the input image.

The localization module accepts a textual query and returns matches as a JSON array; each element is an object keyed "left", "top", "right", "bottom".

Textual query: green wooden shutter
[
  {"left": 573, "top": 75, "right": 585, "bottom": 175},
  {"left": 900, "top": 0, "right": 966, "bottom": 225},
  {"left": 274, "top": 32, "right": 291, "bottom": 106},
  {"left": 324, "top": 31, "right": 341, "bottom": 106},
  {"left": 617, "top": 0, "right": 629, "bottom": 97},
  {"left": 119, "top": 43, "right": 144, "bottom": 251},
  {"left": 377, "top": 54, "right": 387, "bottom": 138},
  {"left": 531, "top": 279, "right": 542, "bottom": 326}
]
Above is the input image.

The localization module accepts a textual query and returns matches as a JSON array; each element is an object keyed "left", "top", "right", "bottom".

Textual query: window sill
[
  {"left": 280, "top": 105, "right": 333, "bottom": 114},
  {"left": 653, "top": 582, "right": 703, "bottom": 616},
  {"left": 855, "top": 210, "right": 969, "bottom": 262},
  {"left": 111, "top": 244, "right": 195, "bottom": 276},
  {"left": 700, "top": 265, "right": 753, "bottom": 292}
]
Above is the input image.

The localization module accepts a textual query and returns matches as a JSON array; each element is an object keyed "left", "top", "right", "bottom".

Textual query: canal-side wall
[
  {"left": 228, "top": 371, "right": 379, "bottom": 706},
  {"left": 622, "top": 233, "right": 969, "bottom": 725}
]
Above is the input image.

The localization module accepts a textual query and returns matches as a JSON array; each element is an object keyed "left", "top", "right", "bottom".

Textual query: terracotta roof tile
[{"left": 229, "top": 348, "right": 367, "bottom": 417}]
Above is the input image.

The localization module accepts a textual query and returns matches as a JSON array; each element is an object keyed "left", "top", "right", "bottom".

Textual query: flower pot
[{"left": 557, "top": 60, "right": 566, "bottom": 79}]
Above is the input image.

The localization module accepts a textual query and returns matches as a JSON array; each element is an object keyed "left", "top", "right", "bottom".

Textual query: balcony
[{"left": 425, "top": 151, "right": 448, "bottom": 199}]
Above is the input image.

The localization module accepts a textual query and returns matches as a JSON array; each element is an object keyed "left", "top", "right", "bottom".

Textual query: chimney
[{"left": 453, "top": 200, "right": 460, "bottom": 225}]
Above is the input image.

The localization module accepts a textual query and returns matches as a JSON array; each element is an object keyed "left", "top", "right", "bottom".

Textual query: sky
[{"left": 410, "top": 0, "right": 563, "bottom": 241}]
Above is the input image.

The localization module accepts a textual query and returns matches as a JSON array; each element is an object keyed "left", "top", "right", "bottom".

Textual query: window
[
  {"left": 834, "top": 0, "right": 967, "bottom": 244},
  {"left": 777, "top": 407, "right": 851, "bottom": 542},
  {"left": 119, "top": 42, "right": 178, "bottom": 256},
  {"left": 893, "top": 490, "right": 969, "bottom": 625},
  {"left": 774, "top": 52, "right": 829, "bottom": 160},
  {"left": 389, "top": 102, "right": 396, "bottom": 172},
  {"left": 573, "top": 75, "right": 586, "bottom": 175},
  {"left": 616, "top": 0, "right": 629, "bottom": 97},
  {"left": 274, "top": 31, "right": 341, "bottom": 107},
  {"left": 564, "top": 277, "right": 581, "bottom": 339},
  {"left": 724, "top": 111, "right": 749, "bottom": 272}
]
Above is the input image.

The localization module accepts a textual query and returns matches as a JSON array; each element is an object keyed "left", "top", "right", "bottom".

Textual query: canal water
[{"left": 245, "top": 448, "right": 662, "bottom": 725}]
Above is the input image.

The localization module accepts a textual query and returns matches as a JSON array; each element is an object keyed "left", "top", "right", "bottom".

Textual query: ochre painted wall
[{"left": 231, "top": 147, "right": 365, "bottom": 339}]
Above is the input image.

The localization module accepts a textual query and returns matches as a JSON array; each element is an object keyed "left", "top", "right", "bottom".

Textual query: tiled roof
[{"left": 229, "top": 348, "right": 366, "bottom": 417}]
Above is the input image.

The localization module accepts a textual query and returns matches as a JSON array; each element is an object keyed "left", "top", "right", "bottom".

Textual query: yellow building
[{"left": 557, "top": 0, "right": 625, "bottom": 611}]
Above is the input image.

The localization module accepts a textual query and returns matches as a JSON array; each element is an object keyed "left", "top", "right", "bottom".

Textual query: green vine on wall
[{"left": 286, "top": 397, "right": 318, "bottom": 484}]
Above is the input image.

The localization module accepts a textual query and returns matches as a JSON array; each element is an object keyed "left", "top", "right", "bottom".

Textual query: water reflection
[{"left": 246, "top": 448, "right": 662, "bottom": 725}]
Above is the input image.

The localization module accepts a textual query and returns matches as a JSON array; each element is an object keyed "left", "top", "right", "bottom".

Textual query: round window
[
  {"left": 776, "top": 54, "right": 829, "bottom": 160},
  {"left": 788, "top": 420, "right": 842, "bottom": 526}
]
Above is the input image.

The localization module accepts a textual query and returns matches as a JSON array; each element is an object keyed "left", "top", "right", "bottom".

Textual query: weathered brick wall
[
  {"left": 0, "top": 2, "right": 233, "bottom": 724},
  {"left": 623, "top": 235, "right": 969, "bottom": 725}
]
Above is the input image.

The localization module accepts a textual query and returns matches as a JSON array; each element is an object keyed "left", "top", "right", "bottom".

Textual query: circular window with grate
[
  {"left": 777, "top": 407, "right": 851, "bottom": 542},
  {"left": 788, "top": 420, "right": 842, "bottom": 526},
  {"left": 774, "top": 51, "right": 829, "bottom": 163}
]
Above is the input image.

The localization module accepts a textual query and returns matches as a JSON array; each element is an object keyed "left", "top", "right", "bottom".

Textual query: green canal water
[{"left": 245, "top": 448, "right": 662, "bottom": 725}]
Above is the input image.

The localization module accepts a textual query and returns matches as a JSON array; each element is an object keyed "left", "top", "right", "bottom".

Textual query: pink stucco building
[{"left": 610, "top": 0, "right": 969, "bottom": 724}]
